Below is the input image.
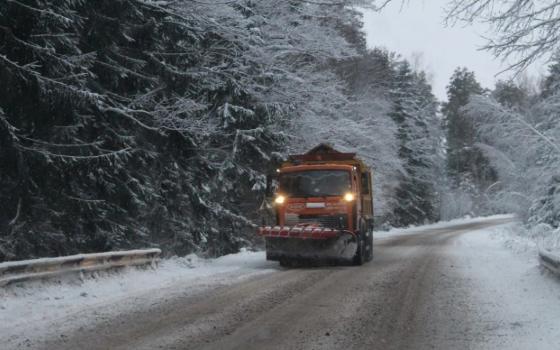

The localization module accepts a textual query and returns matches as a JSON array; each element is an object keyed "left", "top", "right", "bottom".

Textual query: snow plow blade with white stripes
[{"left": 258, "top": 225, "right": 358, "bottom": 264}]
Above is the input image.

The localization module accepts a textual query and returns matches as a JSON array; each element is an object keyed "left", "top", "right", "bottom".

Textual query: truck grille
[{"left": 285, "top": 214, "right": 348, "bottom": 229}]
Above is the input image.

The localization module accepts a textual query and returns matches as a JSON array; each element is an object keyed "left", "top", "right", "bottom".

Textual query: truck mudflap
[{"left": 258, "top": 225, "right": 358, "bottom": 262}]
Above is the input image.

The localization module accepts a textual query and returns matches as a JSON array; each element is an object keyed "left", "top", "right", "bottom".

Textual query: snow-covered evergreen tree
[
  {"left": 385, "top": 62, "right": 442, "bottom": 226},
  {"left": 0, "top": 0, "right": 295, "bottom": 259},
  {"left": 0, "top": 0, "right": 444, "bottom": 260},
  {"left": 442, "top": 67, "right": 497, "bottom": 218}
]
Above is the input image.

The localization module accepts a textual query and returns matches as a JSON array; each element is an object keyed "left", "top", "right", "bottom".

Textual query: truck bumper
[{"left": 259, "top": 226, "right": 357, "bottom": 262}]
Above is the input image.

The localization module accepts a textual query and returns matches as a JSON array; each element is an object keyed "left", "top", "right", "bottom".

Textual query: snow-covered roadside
[
  {"left": 481, "top": 219, "right": 560, "bottom": 260},
  {"left": 0, "top": 214, "right": 539, "bottom": 349},
  {"left": 377, "top": 212, "right": 560, "bottom": 347},
  {"left": 0, "top": 214, "right": 514, "bottom": 337},
  {"left": 451, "top": 224, "right": 560, "bottom": 349},
  {"left": 0, "top": 249, "right": 277, "bottom": 345},
  {"left": 374, "top": 213, "right": 516, "bottom": 240},
  {"left": 485, "top": 222, "right": 540, "bottom": 257}
]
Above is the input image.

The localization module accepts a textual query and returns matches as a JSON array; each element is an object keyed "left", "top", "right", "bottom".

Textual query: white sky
[{"left": 361, "top": 1, "right": 546, "bottom": 101}]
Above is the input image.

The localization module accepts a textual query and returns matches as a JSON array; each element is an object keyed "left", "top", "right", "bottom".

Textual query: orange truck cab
[{"left": 259, "top": 144, "right": 374, "bottom": 266}]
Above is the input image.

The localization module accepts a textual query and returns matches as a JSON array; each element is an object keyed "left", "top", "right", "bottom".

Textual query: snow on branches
[{"left": 0, "top": 0, "right": 443, "bottom": 260}]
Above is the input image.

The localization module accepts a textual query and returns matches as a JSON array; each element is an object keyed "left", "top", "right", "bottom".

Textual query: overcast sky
[{"left": 361, "top": 1, "right": 545, "bottom": 101}]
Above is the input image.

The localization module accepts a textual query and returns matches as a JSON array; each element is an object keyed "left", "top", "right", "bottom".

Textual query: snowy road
[{"left": 3, "top": 217, "right": 560, "bottom": 349}]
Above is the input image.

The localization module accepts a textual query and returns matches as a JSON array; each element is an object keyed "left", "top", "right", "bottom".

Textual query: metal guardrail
[
  {"left": 0, "top": 248, "right": 161, "bottom": 287},
  {"left": 539, "top": 248, "right": 560, "bottom": 276}
]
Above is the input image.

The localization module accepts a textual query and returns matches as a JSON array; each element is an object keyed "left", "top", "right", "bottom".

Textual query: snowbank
[
  {"left": 485, "top": 220, "right": 560, "bottom": 254},
  {"left": 0, "top": 249, "right": 277, "bottom": 342},
  {"left": 374, "top": 214, "right": 516, "bottom": 239},
  {"left": 451, "top": 224, "right": 560, "bottom": 349}
]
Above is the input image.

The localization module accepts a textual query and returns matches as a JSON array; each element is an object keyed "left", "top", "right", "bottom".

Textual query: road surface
[{"left": 6, "top": 217, "right": 560, "bottom": 349}]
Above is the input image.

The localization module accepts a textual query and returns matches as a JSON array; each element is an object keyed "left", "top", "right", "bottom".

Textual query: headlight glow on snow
[
  {"left": 343, "top": 192, "right": 355, "bottom": 202},
  {"left": 274, "top": 195, "right": 286, "bottom": 204}
]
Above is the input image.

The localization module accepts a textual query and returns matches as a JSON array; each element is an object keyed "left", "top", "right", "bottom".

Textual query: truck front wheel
[{"left": 353, "top": 234, "right": 365, "bottom": 266}]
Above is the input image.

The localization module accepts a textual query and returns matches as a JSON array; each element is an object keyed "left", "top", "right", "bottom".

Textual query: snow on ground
[
  {"left": 482, "top": 218, "right": 560, "bottom": 255},
  {"left": 451, "top": 223, "right": 560, "bottom": 349},
  {"left": 0, "top": 249, "right": 278, "bottom": 344},
  {"left": 375, "top": 214, "right": 560, "bottom": 348},
  {"left": 1, "top": 214, "right": 557, "bottom": 349},
  {"left": 0, "top": 213, "right": 516, "bottom": 336},
  {"left": 374, "top": 213, "right": 516, "bottom": 240}
]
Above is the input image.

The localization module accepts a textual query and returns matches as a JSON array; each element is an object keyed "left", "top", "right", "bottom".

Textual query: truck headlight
[
  {"left": 343, "top": 192, "right": 355, "bottom": 202},
  {"left": 274, "top": 195, "right": 286, "bottom": 204}
]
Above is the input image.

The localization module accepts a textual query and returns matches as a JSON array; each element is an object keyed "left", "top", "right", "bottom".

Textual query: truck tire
[
  {"left": 353, "top": 234, "right": 365, "bottom": 266},
  {"left": 365, "top": 230, "right": 373, "bottom": 262}
]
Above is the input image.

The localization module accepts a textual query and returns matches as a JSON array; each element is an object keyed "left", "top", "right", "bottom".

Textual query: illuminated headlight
[
  {"left": 274, "top": 195, "right": 286, "bottom": 204},
  {"left": 343, "top": 192, "right": 355, "bottom": 202}
]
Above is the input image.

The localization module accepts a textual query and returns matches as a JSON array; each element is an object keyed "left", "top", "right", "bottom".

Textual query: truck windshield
[{"left": 279, "top": 170, "right": 351, "bottom": 197}]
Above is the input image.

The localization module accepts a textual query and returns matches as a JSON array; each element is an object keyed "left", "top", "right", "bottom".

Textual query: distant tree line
[{"left": 437, "top": 0, "right": 560, "bottom": 248}]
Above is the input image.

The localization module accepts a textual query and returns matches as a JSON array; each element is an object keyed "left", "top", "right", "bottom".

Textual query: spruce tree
[
  {"left": 0, "top": 0, "right": 290, "bottom": 260},
  {"left": 443, "top": 68, "right": 483, "bottom": 180},
  {"left": 492, "top": 80, "right": 529, "bottom": 111},
  {"left": 541, "top": 56, "right": 560, "bottom": 98},
  {"left": 442, "top": 67, "right": 497, "bottom": 215},
  {"left": 387, "top": 62, "right": 440, "bottom": 226}
]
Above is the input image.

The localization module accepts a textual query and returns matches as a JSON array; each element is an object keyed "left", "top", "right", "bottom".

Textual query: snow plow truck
[{"left": 259, "top": 144, "right": 374, "bottom": 266}]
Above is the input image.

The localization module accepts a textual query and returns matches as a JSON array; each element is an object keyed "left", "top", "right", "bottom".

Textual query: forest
[{"left": 1, "top": 0, "right": 560, "bottom": 261}]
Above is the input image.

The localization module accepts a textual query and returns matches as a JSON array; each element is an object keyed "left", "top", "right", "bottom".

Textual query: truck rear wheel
[{"left": 365, "top": 231, "right": 373, "bottom": 262}]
